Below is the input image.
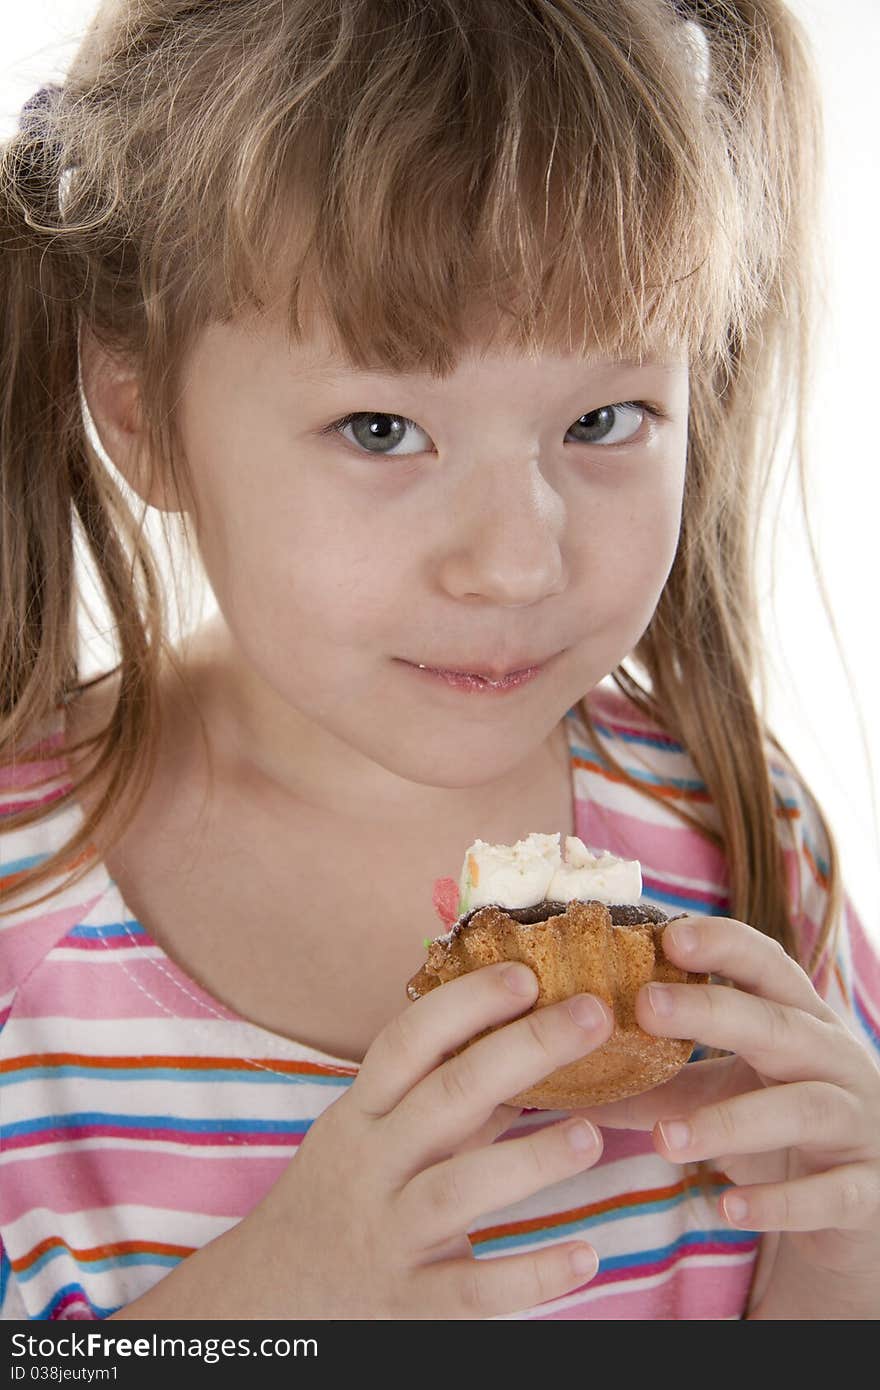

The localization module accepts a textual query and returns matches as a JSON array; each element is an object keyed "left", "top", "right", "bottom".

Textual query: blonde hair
[{"left": 0, "top": 2, "right": 847, "bottom": 1112}]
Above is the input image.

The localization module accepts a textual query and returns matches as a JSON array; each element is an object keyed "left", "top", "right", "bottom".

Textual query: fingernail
[
  {"left": 658, "top": 1118, "right": 691, "bottom": 1152},
  {"left": 570, "top": 1244, "right": 599, "bottom": 1278},
  {"left": 501, "top": 963, "right": 537, "bottom": 996},
  {"left": 566, "top": 1120, "right": 600, "bottom": 1154},
  {"left": 568, "top": 994, "right": 608, "bottom": 1030},
  {"left": 647, "top": 983, "right": 674, "bottom": 1016},
  {"left": 668, "top": 923, "right": 697, "bottom": 953},
  {"left": 723, "top": 1193, "right": 749, "bottom": 1224}
]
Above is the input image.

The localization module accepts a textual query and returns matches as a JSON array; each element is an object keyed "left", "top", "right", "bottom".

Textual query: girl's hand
[
  {"left": 575, "top": 916, "right": 880, "bottom": 1317},
  {"left": 250, "top": 962, "right": 614, "bottom": 1319}
]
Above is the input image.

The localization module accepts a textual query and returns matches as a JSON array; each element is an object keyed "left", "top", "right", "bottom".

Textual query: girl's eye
[
  {"left": 566, "top": 402, "right": 655, "bottom": 446},
  {"left": 329, "top": 412, "right": 430, "bottom": 456},
  {"left": 323, "top": 402, "right": 660, "bottom": 457}
]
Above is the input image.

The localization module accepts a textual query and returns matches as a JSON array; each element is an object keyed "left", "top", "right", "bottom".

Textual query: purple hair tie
[{"left": 18, "top": 82, "right": 64, "bottom": 138}]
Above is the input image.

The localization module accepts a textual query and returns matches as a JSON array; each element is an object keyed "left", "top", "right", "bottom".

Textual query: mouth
[
  {"left": 404, "top": 653, "right": 561, "bottom": 681},
  {"left": 397, "top": 651, "right": 564, "bottom": 693}
]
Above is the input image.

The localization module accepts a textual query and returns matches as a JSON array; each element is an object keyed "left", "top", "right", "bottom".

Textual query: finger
[
  {"left": 355, "top": 962, "right": 541, "bottom": 1117},
  {"left": 400, "top": 1117, "right": 603, "bottom": 1250},
  {"left": 652, "top": 1080, "right": 865, "bottom": 1165},
  {"left": 719, "top": 1162, "right": 880, "bottom": 1233},
  {"left": 413, "top": 1239, "right": 601, "bottom": 1319},
  {"left": 637, "top": 979, "right": 858, "bottom": 1087},
  {"left": 384, "top": 993, "right": 613, "bottom": 1181},
  {"left": 661, "top": 916, "right": 836, "bottom": 1022}
]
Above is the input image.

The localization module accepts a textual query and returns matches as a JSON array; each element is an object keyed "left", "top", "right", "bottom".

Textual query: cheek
[
  {"left": 194, "top": 471, "right": 399, "bottom": 644},
  {"left": 580, "top": 464, "right": 684, "bottom": 626}
]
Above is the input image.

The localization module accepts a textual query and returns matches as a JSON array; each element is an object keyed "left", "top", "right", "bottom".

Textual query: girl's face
[{"left": 173, "top": 310, "right": 689, "bottom": 805}]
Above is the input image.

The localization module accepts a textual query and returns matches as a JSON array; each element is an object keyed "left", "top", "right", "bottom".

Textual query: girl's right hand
[{"left": 250, "top": 961, "right": 613, "bottom": 1319}]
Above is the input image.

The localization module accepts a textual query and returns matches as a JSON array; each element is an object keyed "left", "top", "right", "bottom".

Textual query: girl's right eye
[{"left": 327, "top": 412, "right": 429, "bottom": 457}]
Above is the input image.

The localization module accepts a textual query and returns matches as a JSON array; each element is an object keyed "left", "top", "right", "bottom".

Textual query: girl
[{"left": 1, "top": 0, "right": 878, "bottom": 1322}]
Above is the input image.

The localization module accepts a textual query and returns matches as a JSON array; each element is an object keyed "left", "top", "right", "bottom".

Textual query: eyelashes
[{"left": 321, "top": 400, "right": 669, "bottom": 459}]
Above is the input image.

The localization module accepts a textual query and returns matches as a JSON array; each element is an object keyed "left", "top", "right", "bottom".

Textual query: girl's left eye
[{"left": 322, "top": 402, "right": 661, "bottom": 458}]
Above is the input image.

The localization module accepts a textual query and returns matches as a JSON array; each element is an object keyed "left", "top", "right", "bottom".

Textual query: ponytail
[
  {"left": 1, "top": 88, "right": 81, "bottom": 727},
  {"left": 0, "top": 87, "right": 164, "bottom": 914}
]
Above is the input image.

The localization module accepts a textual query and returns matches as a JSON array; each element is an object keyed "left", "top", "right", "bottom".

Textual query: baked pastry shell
[{"left": 406, "top": 899, "right": 708, "bottom": 1110}]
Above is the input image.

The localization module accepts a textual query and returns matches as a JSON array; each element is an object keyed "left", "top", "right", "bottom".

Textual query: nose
[{"left": 438, "top": 455, "right": 567, "bottom": 605}]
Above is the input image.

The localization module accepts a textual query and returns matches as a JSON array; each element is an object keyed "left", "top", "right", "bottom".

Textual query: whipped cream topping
[{"left": 457, "top": 832, "right": 642, "bottom": 914}]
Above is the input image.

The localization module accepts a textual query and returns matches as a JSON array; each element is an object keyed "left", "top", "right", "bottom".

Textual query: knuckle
[
  {"left": 383, "top": 1007, "right": 420, "bottom": 1063},
  {"left": 531, "top": 1250, "right": 556, "bottom": 1308},
  {"left": 423, "top": 1164, "right": 463, "bottom": 1224},
  {"left": 797, "top": 1082, "right": 838, "bottom": 1138},
  {"left": 456, "top": 1260, "right": 491, "bottom": 1317},
  {"left": 836, "top": 1172, "right": 868, "bottom": 1225},
  {"left": 522, "top": 1006, "right": 565, "bottom": 1065},
  {"left": 437, "top": 1054, "right": 477, "bottom": 1110},
  {"left": 713, "top": 1100, "right": 740, "bottom": 1150},
  {"left": 521, "top": 1132, "right": 551, "bottom": 1185},
  {"left": 774, "top": 1182, "right": 793, "bottom": 1230},
  {"left": 764, "top": 998, "right": 797, "bottom": 1054}
]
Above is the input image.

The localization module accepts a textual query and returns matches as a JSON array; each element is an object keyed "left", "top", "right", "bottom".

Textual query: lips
[{"left": 409, "top": 655, "right": 557, "bottom": 680}]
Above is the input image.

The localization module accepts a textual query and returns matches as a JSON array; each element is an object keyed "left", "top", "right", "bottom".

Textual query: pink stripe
[
  {"left": 849, "top": 899, "right": 880, "bottom": 1007},
  {"left": 573, "top": 800, "right": 729, "bottom": 886},
  {"left": 3, "top": 1124, "right": 303, "bottom": 1150},
  {"left": 0, "top": 900, "right": 107, "bottom": 997},
  {"left": 51, "top": 1291, "right": 98, "bottom": 1321},
  {"left": 1, "top": 1151, "right": 289, "bottom": 1222},
  {"left": 16, "top": 947, "right": 241, "bottom": 1024},
  {"left": 0, "top": 786, "right": 70, "bottom": 816},
  {"left": 510, "top": 1119, "right": 656, "bottom": 1165},
  {"left": 0, "top": 747, "right": 67, "bottom": 794},
  {"left": 585, "top": 687, "right": 668, "bottom": 737},
  {"left": 532, "top": 1252, "right": 755, "bottom": 1319},
  {"left": 57, "top": 932, "right": 145, "bottom": 951}
]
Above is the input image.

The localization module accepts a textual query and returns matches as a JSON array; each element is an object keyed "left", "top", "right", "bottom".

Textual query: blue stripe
[
  {"left": 475, "top": 1184, "right": 720, "bottom": 1254},
  {"left": 568, "top": 741, "right": 707, "bottom": 792},
  {"left": 800, "top": 826, "right": 830, "bottom": 880},
  {"left": 2, "top": 1063, "right": 353, "bottom": 1087},
  {"left": 2, "top": 1112, "right": 311, "bottom": 1139},
  {"left": 67, "top": 922, "right": 150, "bottom": 940},
  {"left": 590, "top": 717, "right": 684, "bottom": 755},
  {"left": 0, "top": 1240, "right": 10, "bottom": 1310},
  {"left": 600, "top": 1227, "right": 757, "bottom": 1273},
  {"left": 35, "top": 1283, "right": 114, "bottom": 1321},
  {"left": 853, "top": 987, "right": 880, "bottom": 1055},
  {"left": 0, "top": 850, "right": 51, "bottom": 878},
  {"left": 642, "top": 881, "right": 729, "bottom": 914}
]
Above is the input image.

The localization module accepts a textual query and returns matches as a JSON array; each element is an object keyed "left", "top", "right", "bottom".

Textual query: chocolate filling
[{"left": 450, "top": 898, "right": 670, "bottom": 936}]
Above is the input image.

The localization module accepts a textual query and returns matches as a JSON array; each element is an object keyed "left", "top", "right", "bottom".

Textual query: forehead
[{"left": 245, "top": 296, "right": 687, "bottom": 385}]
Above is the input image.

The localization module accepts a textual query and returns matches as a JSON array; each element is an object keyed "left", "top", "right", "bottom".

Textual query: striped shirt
[{"left": 1, "top": 684, "right": 878, "bottom": 1320}]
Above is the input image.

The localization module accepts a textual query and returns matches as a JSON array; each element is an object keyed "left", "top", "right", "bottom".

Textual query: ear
[{"left": 78, "top": 323, "right": 176, "bottom": 512}]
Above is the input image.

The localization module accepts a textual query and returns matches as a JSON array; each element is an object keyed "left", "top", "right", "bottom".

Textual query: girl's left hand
[{"left": 574, "top": 915, "right": 880, "bottom": 1314}]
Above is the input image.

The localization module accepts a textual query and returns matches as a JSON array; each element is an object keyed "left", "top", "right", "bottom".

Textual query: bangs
[{"left": 192, "top": 1, "right": 752, "bottom": 377}]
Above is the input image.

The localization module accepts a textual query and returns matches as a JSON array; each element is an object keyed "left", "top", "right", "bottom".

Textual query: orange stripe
[
  {"left": 469, "top": 1169, "right": 729, "bottom": 1245},
  {"left": 13, "top": 1235, "right": 193, "bottom": 1274},
  {"left": 570, "top": 756, "right": 712, "bottom": 803},
  {"left": 573, "top": 753, "right": 802, "bottom": 821},
  {"left": 1, "top": 843, "right": 100, "bottom": 894},
  {"left": 0, "top": 1052, "right": 357, "bottom": 1079},
  {"left": 802, "top": 837, "right": 830, "bottom": 892},
  {"left": 833, "top": 959, "right": 851, "bottom": 1008}
]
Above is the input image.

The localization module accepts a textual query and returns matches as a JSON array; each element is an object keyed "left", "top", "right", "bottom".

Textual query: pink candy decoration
[{"left": 432, "top": 876, "right": 459, "bottom": 927}]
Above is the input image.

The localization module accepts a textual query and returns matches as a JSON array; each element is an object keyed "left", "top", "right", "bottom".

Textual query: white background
[{"left": 2, "top": 1, "right": 877, "bottom": 941}]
